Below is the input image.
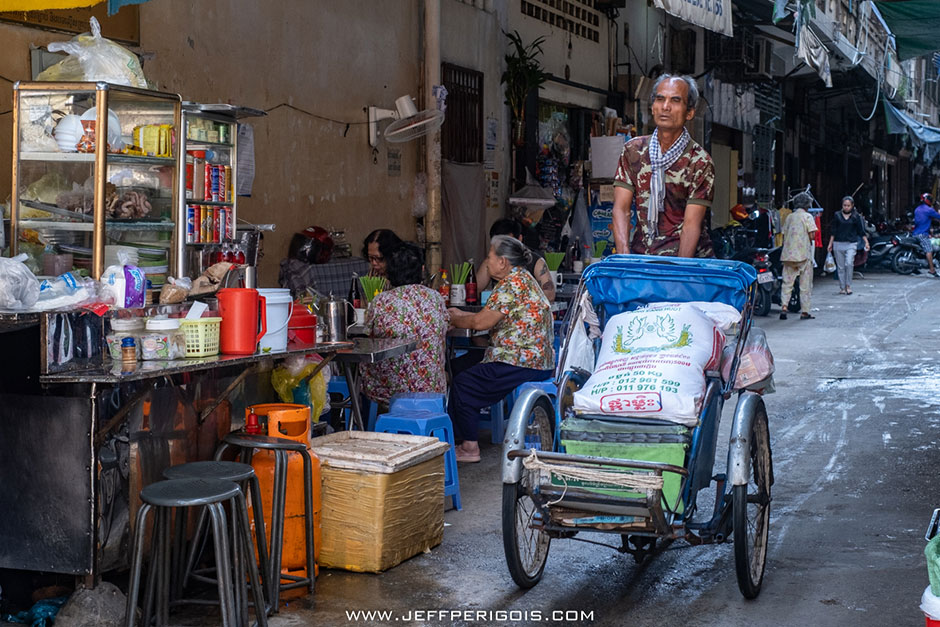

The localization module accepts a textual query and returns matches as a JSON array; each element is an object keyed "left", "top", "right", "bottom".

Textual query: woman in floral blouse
[
  {"left": 448, "top": 235, "right": 554, "bottom": 462},
  {"left": 360, "top": 244, "right": 448, "bottom": 405}
]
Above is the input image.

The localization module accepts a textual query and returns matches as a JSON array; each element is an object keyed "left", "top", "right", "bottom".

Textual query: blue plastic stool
[
  {"left": 478, "top": 399, "right": 508, "bottom": 444},
  {"left": 389, "top": 392, "right": 446, "bottom": 414},
  {"left": 374, "top": 408, "right": 461, "bottom": 511},
  {"left": 327, "top": 377, "right": 378, "bottom": 430}
]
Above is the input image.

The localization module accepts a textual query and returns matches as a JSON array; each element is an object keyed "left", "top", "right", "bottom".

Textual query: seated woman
[
  {"left": 360, "top": 243, "right": 448, "bottom": 406},
  {"left": 362, "top": 229, "right": 405, "bottom": 288},
  {"left": 448, "top": 235, "right": 554, "bottom": 463}
]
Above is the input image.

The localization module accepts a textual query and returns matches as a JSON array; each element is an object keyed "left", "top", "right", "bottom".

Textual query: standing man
[
  {"left": 612, "top": 74, "right": 715, "bottom": 257},
  {"left": 779, "top": 192, "right": 817, "bottom": 320},
  {"left": 913, "top": 192, "right": 940, "bottom": 277}
]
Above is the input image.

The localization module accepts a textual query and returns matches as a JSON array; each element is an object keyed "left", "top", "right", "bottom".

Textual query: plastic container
[
  {"left": 106, "top": 317, "right": 145, "bottom": 360},
  {"left": 217, "top": 288, "right": 267, "bottom": 355},
  {"left": 141, "top": 317, "right": 185, "bottom": 360},
  {"left": 287, "top": 304, "right": 317, "bottom": 344},
  {"left": 179, "top": 317, "right": 222, "bottom": 357},
  {"left": 256, "top": 288, "right": 293, "bottom": 352},
  {"left": 247, "top": 403, "right": 321, "bottom": 582}
]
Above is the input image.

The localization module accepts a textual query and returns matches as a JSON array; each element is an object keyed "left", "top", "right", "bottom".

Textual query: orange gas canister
[
  {"left": 218, "top": 288, "right": 267, "bottom": 355},
  {"left": 247, "top": 403, "right": 322, "bottom": 588}
]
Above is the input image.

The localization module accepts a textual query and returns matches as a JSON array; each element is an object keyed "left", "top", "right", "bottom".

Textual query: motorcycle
[
  {"left": 864, "top": 233, "right": 898, "bottom": 270},
  {"left": 890, "top": 234, "right": 940, "bottom": 274},
  {"left": 734, "top": 246, "right": 799, "bottom": 316}
]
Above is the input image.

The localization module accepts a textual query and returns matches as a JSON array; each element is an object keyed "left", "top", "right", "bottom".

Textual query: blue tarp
[
  {"left": 581, "top": 254, "right": 756, "bottom": 319},
  {"left": 883, "top": 99, "right": 940, "bottom": 162}
]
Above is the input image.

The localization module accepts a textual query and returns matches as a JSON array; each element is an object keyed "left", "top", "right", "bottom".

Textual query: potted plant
[{"left": 501, "top": 30, "right": 548, "bottom": 146}]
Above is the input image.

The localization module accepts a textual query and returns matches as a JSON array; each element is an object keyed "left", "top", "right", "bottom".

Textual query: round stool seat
[
  {"left": 224, "top": 433, "right": 306, "bottom": 452},
  {"left": 163, "top": 460, "right": 256, "bottom": 483},
  {"left": 141, "top": 478, "right": 241, "bottom": 508}
]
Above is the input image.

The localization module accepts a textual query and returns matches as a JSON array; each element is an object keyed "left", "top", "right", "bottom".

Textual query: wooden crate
[{"left": 310, "top": 431, "right": 449, "bottom": 572}]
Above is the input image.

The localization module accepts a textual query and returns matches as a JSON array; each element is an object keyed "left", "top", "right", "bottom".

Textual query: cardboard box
[{"left": 310, "top": 431, "right": 449, "bottom": 573}]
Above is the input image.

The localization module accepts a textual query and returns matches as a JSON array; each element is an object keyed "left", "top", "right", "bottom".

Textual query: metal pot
[{"left": 322, "top": 294, "right": 355, "bottom": 342}]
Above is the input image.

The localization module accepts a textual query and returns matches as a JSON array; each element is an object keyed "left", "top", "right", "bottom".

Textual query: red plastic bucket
[
  {"left": 288, "top": 303, "right": 317, "bottom": 344},
  {"left": 218, "top": 288, "right": 267, "bottom": 355}
]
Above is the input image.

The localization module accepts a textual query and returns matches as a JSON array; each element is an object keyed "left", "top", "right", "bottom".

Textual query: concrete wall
[{"left": 136, "top": 0, "right": 424, "bottom": 286}]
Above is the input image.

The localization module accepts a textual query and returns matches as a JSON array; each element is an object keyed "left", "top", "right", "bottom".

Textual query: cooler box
[
  {"left": 560, "top": 417, "right": 690, "bottom": 512},
  {"left": 310, "top": 431, "right": 449, "bottom": 573}
]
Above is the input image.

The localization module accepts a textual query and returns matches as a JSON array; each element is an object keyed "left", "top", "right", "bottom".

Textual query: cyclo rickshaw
[{"left": 501, "top": 254, "right": 773, "bottom": 599}]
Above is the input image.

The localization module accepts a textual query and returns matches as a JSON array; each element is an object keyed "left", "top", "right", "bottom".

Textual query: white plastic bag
[
  {"left": 560, "top": 291, "right": 602, "bottom": 375},
  {"left": 823, "top": 251, "right": 836, "bottom": 274},
  {"left": 572, "top": 302, "right": 740, "bottom": 425},
  {"left": 34, "top": 272, "right": 99, "bottom": 311},
  {"left": 101, "top": 251, "right": 146, "bottom": 308},
  {"left": 922, "top": 586, "right": 940, "bottom": 620},
  {"left": 38, "top": 18, "right": 148, "bottom": 88},
  {"left": 0, "top": 254, "right": 41, "bottom": 310}
]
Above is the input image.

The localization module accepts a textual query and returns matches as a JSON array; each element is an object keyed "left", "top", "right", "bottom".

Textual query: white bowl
[
  {"left": 80, "top": 108, "right": 124, "bottom": 151},
  {"left": 54, "top": 115, "right": 83, "bottom": 151}
]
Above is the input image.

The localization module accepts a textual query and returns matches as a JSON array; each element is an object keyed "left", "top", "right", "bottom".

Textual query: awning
[
  {"left": 652, "top": 0, "right": 733, "bottom": 37},
  {"left": 873, "top": 0, "right": 940, "bottom": 61},
  {"left": 883, "top": 99, "right": 940, "bottom": 161},
  {"left": 0, "top": 0, "right": 147, "bottom": 15}
]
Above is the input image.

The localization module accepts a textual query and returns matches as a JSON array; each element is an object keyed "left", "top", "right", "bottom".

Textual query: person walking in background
[
  {"left": 779, "top": 191, "right": 817, "bottom": 320},
  {"left": 826, "top": 196, "right": 869, "bottom": 294},
  {"left": 913, "top": 192, "right": 940, "bottom": 277}
]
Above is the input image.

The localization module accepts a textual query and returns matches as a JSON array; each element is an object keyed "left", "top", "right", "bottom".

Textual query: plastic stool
[
  {"left": 162, "top": 461, "right": 271, "bottom": 614},
  {"left": 215, "top": 434, "right": 316, "bottom": 612},
  {"left": 327, "top": 378, "right": 378, "bottom": 430},
  {"left": 389, "top": 392, "right": 446, "bottom": 414},
  {"left": 478, "top": 399, "right": 508, "bottom": 444},
  {"left": 374, "top": 410, "right": 461, "bottom": 511},
  {"left": 124, "top": 478, "right": 267, "bottom": 627}
]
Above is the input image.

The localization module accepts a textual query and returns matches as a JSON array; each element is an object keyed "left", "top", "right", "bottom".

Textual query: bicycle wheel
[
  {"left": 733, "top": 407, "right": 772, "bottom": 599},
  {"left": 502, "top": 398, "right": 554, "bottom": 588}
]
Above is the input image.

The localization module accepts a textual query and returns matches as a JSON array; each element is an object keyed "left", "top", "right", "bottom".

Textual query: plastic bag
[
  {"left": 722, "top": 326, "right": 775, "bottom": 390},
  {"left": 38, "top": 17, "right": 148, "bottom": 88},
  {"left": 823, "top": 251, "right": 836, "bottom": 274},
  {"left": 271, "top": 354, "right": 330, "bottom": 422},
  {"left": 34, "top": 271, "right": 100, "bottom": 311},
  {"left": 159, "top": 276, "right": 192, "bottom": 304},
  {"left": 927, "top": 535, "right": 940, "bottom": 596},
  {"left": 2, "top": 596, "right": 67, "bottom": 627},
  {"left": 101, "top": 251, "right": 145, "bottom": 308},
  {"left": 923, "top": 585, "right": 940, "bottom": 620},
  {"left": 0, "top": 254, "right": 41, "bottom": 310}
]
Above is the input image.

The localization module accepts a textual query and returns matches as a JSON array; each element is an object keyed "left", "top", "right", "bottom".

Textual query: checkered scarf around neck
[{"left": 647, "top": 127, "right": 690, "bottom": 242}]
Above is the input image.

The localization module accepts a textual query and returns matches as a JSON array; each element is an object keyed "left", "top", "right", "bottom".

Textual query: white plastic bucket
[{"left": 257, "top": 288, "right": 293, "bottom": 352}]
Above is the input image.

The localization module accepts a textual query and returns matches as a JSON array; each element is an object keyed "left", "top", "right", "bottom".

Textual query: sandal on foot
[
  {"left": 456, "top": 451, "right": 481, "bottom": 463},
  {"left": 845, "top": 289, "right": 852, "bottom": 295},
  {"left": 800, "top": 313, "right": 815, "bottom": 320},
  {"left": 779, "top": 312, "right": 788, "bottom": 320}
]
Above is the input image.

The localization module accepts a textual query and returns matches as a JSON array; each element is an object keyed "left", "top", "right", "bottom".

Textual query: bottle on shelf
[
  {"left": 438, "top": 269, "right": 450, "bottom": 306},
  {"left": 234, "top": 243, "right": 246, "bottom": 265},
  {"left": 348, "top": 274, "right": 362, "bottom": 309},
  {"left": 465, "top": 259, "right": 478, "bottom": 306},
  {"left": 571, "top": 237, "right": 583, "bottom": 274}
]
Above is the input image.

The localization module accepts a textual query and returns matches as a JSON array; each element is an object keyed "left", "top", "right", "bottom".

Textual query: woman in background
[{"left": 362, "top": 229, "right": 404, "bottom": 282}]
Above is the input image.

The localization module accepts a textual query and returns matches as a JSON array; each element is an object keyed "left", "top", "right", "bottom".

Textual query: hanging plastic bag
[
  {"left": 0, "top": 254, "right": 41, "bottom": 310},
  {"left": 37, "top": 17, "right": 148, "bottom": 88},
  {"left": 823, "top": 251, "right": 836, "bottom": 274}
]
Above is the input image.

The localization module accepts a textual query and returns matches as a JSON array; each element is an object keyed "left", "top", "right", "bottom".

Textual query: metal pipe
[{"left": 424, "top": 0, "right": 443, "bottom": 275}]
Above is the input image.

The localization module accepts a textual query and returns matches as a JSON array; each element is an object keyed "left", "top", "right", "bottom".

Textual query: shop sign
[
  {"left": 652, "top": 0, "right": 732, "bottom": 37},
  {"left": 387, "top": 148, "right": 401, "bottom": 177},
  {"left": 0, "top": 4, "right": 139, "bottom": 45}
]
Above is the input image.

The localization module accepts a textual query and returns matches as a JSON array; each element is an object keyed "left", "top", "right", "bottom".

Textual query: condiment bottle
[
  {"left": 465, "top": 259, "right": 478, "bottom": 305},
  {"left": 348, "top": 275, "right": 362, "bottom": 309},
  {"left": 121, "top": 336, "right": 137, "bottom": 364},
  {"left": 438, "top": 269, "right": 450, "bottom": 305}
]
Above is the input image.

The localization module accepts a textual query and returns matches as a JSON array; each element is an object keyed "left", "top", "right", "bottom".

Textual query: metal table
[{"left": 327, "top": 337, "right": 418, "bottom": 430}]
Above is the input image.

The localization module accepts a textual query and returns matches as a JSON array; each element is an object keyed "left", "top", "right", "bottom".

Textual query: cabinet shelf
[
  {"left": 185, "top": 199, "right": 233, "bottom": 206},
  {"left": 184, "top": 140, "right": 233, "bottom": 148},
  {"left": 19, "top": 219, "right": 175, "bottom": 232},
  {"left": 20, "top": 152, "right": 175, "bottom": 166}
]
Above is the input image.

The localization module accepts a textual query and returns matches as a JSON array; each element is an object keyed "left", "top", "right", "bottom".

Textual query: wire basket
[{"left": 180, "top": 317, "right": 222, "bottom": 357}]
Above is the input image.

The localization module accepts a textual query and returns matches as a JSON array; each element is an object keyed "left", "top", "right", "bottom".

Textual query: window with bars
[
  {"left": 520, "top": 0, "right": 601, "bottom": 42},
  {"left": 441, "top": 63, "right": 484, "bottom": 163}
]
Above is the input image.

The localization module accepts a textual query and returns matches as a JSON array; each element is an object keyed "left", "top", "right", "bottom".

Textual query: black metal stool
[
  {"left": 124, "top": 478, "right": 267, "bottom": 627},
  {"left": 162, "top": 461, "right": 271, "bottom": 615},
  {"left": 215, "top": 433, "right": 316, "bottom": 611}
]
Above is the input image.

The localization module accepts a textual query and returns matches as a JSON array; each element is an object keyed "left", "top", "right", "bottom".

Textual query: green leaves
[{"left": 500, "top": 30, "right": 549, "bottom": 121}]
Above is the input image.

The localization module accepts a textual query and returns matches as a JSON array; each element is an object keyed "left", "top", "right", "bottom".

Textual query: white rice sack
[{"left": 572, "top": 302, "right": 740, "bottom": 425}]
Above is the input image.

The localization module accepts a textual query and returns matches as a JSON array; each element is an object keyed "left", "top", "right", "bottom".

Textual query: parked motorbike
[
  {"left": 864, "top": 233, "right": 898, "bottom": 270},
  {"left": 890, "top": 234, "right": 940, "bottom": 274},
  {"left": 734, "top": 246, "right": 799, "bottom": 316}
]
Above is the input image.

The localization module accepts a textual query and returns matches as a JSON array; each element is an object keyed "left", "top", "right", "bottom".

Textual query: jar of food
[
  {"left": 141, "top": 318, "right": 186, "bottom": 360},
  {"left": 106, "top": 317, "right": 145, "bottom": 360}
]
